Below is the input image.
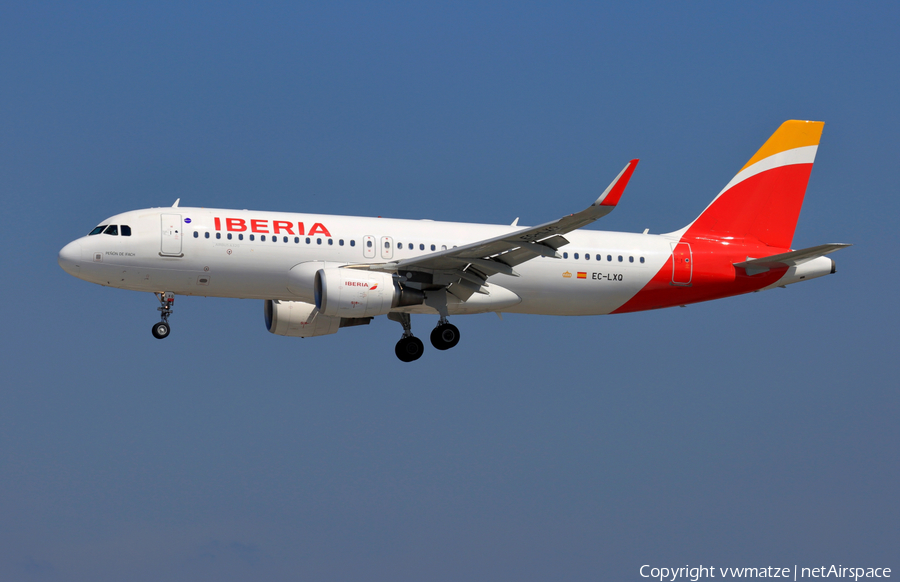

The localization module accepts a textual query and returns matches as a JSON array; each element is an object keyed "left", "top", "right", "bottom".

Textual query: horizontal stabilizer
[{"left": 734, "top": 243, "right": 850, "bottom": 275}]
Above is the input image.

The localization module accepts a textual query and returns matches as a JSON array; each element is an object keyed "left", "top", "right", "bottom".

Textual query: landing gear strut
[
  {"left": 389, "top": 312, "right": 424, "bottom": 362},
  {"left": 152, "top": 292, "right": 174, "bottom": 339},
  {"left": 423, "top": 289, "right": 460, "bottom": 351},
  {"left": 430, "top": 318, "right": 460, "bottom": 351}
]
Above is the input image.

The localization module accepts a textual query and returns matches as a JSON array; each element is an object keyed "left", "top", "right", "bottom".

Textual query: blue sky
[{"left": 1, "top": 2, "right": 897, "bottom": 580}]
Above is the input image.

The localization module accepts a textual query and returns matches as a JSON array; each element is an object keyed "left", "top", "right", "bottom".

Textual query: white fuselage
[{"left": 58, "top": 207, "right": 676, "bottom": 316}]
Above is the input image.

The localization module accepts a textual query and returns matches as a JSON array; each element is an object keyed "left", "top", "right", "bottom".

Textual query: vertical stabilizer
[{"left": 680, "top": 120, "right": 824, "bottom": 249}]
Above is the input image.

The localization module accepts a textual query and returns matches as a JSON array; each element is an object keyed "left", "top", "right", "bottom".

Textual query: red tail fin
[{"left": 682, "top": 120, "right": 824, "bottom": 249}]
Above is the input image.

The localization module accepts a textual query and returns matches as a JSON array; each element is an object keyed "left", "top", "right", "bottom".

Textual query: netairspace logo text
[{"left": 639, "top": 565, "right": 891, "bottom": 581}]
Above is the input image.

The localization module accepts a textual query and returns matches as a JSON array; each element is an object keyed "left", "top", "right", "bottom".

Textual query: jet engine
[
  {"left": 264, "top": 299, "right": 342, "bottom": 337},
  {"left": 315, "top": 269, "right": 424, "bottom": 318}
]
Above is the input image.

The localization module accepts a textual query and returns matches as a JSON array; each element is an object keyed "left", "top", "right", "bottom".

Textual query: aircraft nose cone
[{"left": 58, "top": 241, "right": 82, "bottom": 276}]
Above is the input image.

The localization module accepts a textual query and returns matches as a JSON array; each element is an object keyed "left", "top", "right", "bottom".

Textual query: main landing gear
[
  {"left": 389, "top": 313, "right": 424, "bottom": 362},
  {"left": 430, "top": 318, "right": 460, "bottom": 351},
  {"left": 388, "top": 313, "right": 461, "bottom": 362},
  {"left": 151, "top": 291, "right": 175, "bottom": 339}
]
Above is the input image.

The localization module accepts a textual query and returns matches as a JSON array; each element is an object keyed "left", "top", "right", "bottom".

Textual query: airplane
[{"left": 58, "top": 120, "right": 849, "bottom": 362}]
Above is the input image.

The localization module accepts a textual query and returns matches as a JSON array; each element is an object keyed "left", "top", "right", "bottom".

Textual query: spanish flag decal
[{"left": 577, "top": 272, "right": 587, "bottom": 279}]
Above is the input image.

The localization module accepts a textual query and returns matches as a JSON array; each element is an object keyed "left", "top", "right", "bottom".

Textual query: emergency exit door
[
  {"left": 381, "top": 236, "right": 394, "bottom": 260},
  {"left": 363, "top": 235, "right": 376, "bottom": 259},
  {"left": 160, "top": 214, "right": 183, "bottom": 256}
]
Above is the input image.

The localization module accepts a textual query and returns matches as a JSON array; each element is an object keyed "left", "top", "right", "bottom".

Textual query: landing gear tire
[
  {"left": 395, "top": 336, "right": 424, "bottom": 362},
  {"left": 430, "top": 323, "right": 460, "bottom": 351},
  {"left": 151, "top": 321, "right": 170, "bottom": 339}
]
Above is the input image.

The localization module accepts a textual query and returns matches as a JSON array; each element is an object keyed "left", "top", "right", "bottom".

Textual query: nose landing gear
[{"left": 152, "top": 292, "right": 174, "bottom": 339}]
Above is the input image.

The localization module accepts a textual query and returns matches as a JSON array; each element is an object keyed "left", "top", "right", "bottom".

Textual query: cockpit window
[
  {"left": 89, "top": 225, "right": 107, "bottom": 235},
  {"left": 120, "top": 225, "right": 132, "bottom": 236},
  {"left": 103, "top": 225, "right": 118, "bottom": 236}
]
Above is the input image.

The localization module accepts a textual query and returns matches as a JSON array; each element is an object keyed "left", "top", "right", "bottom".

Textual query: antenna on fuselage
[{"left": 172, "top": 198, "right": 180, "bottom": 208}]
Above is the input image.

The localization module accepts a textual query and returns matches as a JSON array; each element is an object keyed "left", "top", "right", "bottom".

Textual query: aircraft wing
[{"left": 354, "top": 160, "right": 638, "bottom": 299}]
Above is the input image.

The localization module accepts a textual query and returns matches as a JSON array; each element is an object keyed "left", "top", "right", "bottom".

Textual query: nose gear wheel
[
  {"left": 152, "top": 292, "right": 175, "bottom": 339},
  {"left": 152, "top": 321, "right": 170, "bottom": 339}
]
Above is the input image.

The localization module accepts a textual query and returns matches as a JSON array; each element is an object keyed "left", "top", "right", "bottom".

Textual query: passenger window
[
  {"left": 574, "top": 253, "right": 579, "bottom": 259},
  {"left": 328, "top": 239, "right": 333, "bottom": 245},
  {"left": 408, "top": 243, "right": 413, "bottom": 250},
  {"left": 317, "top": 238, "right": 322, "bottom": 245},
  {"left": 89, "top": 225, "right": 106, "bottom": 236},
  {"left": 103, "top": 225, "right": 118, "bottom": 236},
  {"left": 595, "top": 254, "right": 600, "bottom": 261},
  {"left": 238, "top": 234, "right": 243, "bottom": 240},
  {"left": 629, "top": 256, "right": 634, "bottom": 263},
  {"left": 442, "top": 245, "right": 447, "bottom": 250},
  {"left": 350, "top": 240, "right": 356, "bottom": 247},
  {"left": 419, "top": 244, "right": 425, "bottom": 250},
  {"left": 640, "top": 257, "right": 645, "bottom": 263},
  {"left": 204, "top": 232, "right": 210, "bottom": 239},
  {"left": 120, "top": 225, "right": 132, "bottom": 236},
  {"left": 261, "top": 235, "right": 266, "bottom": 242},
  {"left": 607, "top": 255, "right": 612, "bottom": 262},
  {"left": 216, "top": 233, "right": 221, "bottom": 239},
  {"left": 563, "top": 252, "right": 568, "bottom": 259},
  {"left": 431, "top": 244, "right": 436, "bottom": 251},
  {"left": 249, "top": 234, "right": 254, "bottom": 241},
  {"left": 284, "top": 236, "right": 288, "bottom": 243},
  {"left": 585, "top": 254, "right": 590, "bottom": 260},
  {"left": 385, "top": 241, "right": 390, "bottom": 249},
  {"left": 295, "top": 237, "right": 300, "bottom": 243},
  {"left": 228, "top": 233, "right": 233, "bottom": 240},
  {"left": 193, "top": 231, "right": 199, "bottom": 238},
  {"left": 367, "top": 240, "right": 373, "bottom": 248},
  {"left": 618, "top": 255, "right": 623, "bottom": 262},
  {"left": 397, "top": 242, "right": 402, "bottom": 249},
  {"left": 339, "top": 239, "right": 344, "bottom": 246},
  {"left": 306, "top": 237, "right": 311, "bottom": 244}
]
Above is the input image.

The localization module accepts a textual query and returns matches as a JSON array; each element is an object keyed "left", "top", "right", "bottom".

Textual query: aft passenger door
[
  {"left": 671, "top": 242, "right": 692, "bottom": 285},
  {"left": 160, "top": 214, "right": 183, "bottom": 257}
]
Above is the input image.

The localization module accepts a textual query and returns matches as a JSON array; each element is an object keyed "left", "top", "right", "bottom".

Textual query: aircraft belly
[{"left": 497, "top": 259, "right": 655, "bottom": 315}]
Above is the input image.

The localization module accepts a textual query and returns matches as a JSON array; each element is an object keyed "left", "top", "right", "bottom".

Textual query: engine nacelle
[
  {"left": 264, "top": 299, "right": 341, "bottom": 337},
  {"left": 286, "top": 261, "right": 346, "bottom": 303},
  {"left": 315, "top": 268, "right": 424, "bottom": 318}
]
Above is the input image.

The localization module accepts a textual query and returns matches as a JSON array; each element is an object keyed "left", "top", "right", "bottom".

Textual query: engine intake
[{"left": 315, "top": 269, "right": 424, "bottom": 318}]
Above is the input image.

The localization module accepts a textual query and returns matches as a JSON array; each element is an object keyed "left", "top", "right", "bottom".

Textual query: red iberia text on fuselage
[{"left": 213, "top": 217, "right": 331, "bottom": 237}]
